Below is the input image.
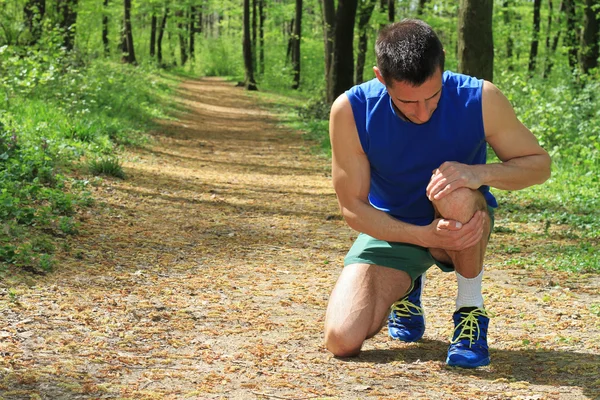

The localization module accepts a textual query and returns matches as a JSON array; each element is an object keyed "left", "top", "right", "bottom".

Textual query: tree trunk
[
  {"left": 329, "top": 0, "right": 359, "bottom": 102},
  {"left": 503, "top": 0, "right": 514, "bottom": 70},
  {"left": 198, "top": 2, "right": 203, "bottom": 36},
  {"left": 291, "top": 0, "right": 303, "bottom": 89},
  {"left": 189, "top": 6, "right": 196, "bottom": 62},
  {"left": 564, "top": 0, "right": 578, "bottom": 71},
  {"left": 177, "top": 10, "right": 188, "bottom": 66},
  {"left": 57, "top": 0, "right": 78, "bottom": 51},
  {"left": 528, "top": 0, "right": 542, "bottom": 73},
  {"left": 259, "top": 0, "right": 265, "bottom": 74},
  {"left": 286, "top": 18, "right": 295, "bottom": 64},
  {"left": 243, "top": 0, "right": 258, "bottom": 90},
  {"left": 24, "top": 0, "right": 46, "bottom": 46},
  {"left": 122, "top": 0, "right": 136, "bottom": 64},
  {"left": 580, "top": 0, "right": 600, "bottom": 73},
  {"left": 387, "top": 0, "right": 394, "bottom": 22},
  {"left": 544, "top": 0, "right": 565, "bottom": 78},
  {"left": 157, "top": 7, "right": 169, "bottom": 65},
  {"left": 322, "top": 0, "right": 335, "bottom": 101},
  {"left": 252, "top": 0, "right": 258, "bottom": 73},
  {"left": 457, "top": 0, "right": 494, "bottom": 82},
  {"left": 543, "top": 0, "right": 553, "bottom": 74},
  {"left": 150, "top": 12, "right": 157, "bottom": 58},
  {"left": 102, "top": 0, "right": 109, "bottom": 56},
  {"left": 356, "top": 0, "right": 377, "bottom": 84},
  {"left": 417, "top": 0, "right": 428, "bottom": 16}
]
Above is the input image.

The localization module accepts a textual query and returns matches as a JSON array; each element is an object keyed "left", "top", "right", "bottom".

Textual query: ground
[{"left": 0, "top": 78, "right": 598, "bottom": 400}]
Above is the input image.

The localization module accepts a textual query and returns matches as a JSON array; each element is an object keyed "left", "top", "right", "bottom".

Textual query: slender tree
[
  {"left": 543, "top": 0, "right": 554, "bottom": 74},
  {"left": 291, "top": 0, "right": 303, "bottom": 89},
  {"left": 259, "top": 0, "right": 265, "bottom": 74},
  {"left": 544, "top": 0, "right": 566, "bottom": 78},
  {"left": 57, "top": 0, "right": 79, "bottom": 51},
  {"left": 243, "top": 0, "right": 258, "bottom": 90},
  {"left": 564, "top": 0, "right": 578, "bottom": 71},
  {"left": 503, "top": 0, "right": 514, "bottom": 70},
  {"left": 102, "top": 0, "right": 110, "bottom": 56},
  {"left": 122, "top": 0, "right": 136, "bottom": 64},
  {"left": 322, "top": 0, "right": 335, "bottom": 99},
  {"left": 23, "top": 0, "right": 46, "bottom": 46},
  {"left": 150, "top": 11, "right": 157, "bottom": 58},
  {"left": 252, "top": 0, "right": 258, "bottom": 72},
  {"left": 379, "top": 0, "right": 387, "bottom": 29},
  {"left": 387, "top": 0, "right": 394, "bottom": 22},
  {"left": 329, "top": 0, "right": 359, "bottom": 102},
  {"left": 528, "top": 0, "right": 542, "bottom": 73},
  {"left": 286, "top": 18, "right": 295, "bottom": 64},
  {"left": 457, "top": 0, "right": 494, "bottom": 81},
  {"left": 190, "top": 6, "right": 196, "bottom": 62},
  {"left": 157, "top": 7, "right": 169, "bottom": 65},
  {"left": 417, "top": 0, "right": 429, "bottom": 16},
  {"left": 355, "top": 0, "right": 377, "bottom": 84},
  {"left": 176, "top": 9, "right": 188, "bottom": 66},
  {"left": 580, "top": 0, "right": 600, "bottom": 73},
  {"left": 198, "top": 1, "right": 204, "bottom": 37}
]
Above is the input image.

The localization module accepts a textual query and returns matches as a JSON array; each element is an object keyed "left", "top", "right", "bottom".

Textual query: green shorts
[{"left": 344, "top": 207, "right": 495, "bottom": 282}]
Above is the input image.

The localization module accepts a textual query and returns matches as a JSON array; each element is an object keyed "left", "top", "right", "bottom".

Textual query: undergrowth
[{"left": 0, "top": 41, "right": 178, "bottom": 275}]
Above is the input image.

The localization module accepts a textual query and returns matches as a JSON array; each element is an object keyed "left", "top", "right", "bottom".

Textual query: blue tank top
[{"left": 345, "top": 71, "right": 497, "bottom": 226}]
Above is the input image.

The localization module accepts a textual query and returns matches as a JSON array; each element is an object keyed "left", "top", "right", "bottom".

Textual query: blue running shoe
[
  {"left": 388, "top": 274, "right": 425, "bottom": 342},
  {"left": 446, "top": 307, "right": 491, "bottom": 368}
]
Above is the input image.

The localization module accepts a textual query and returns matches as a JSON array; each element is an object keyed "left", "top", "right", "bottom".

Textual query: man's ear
[{"left": 373, "top": 67, "right": 386, "bottom": 85}]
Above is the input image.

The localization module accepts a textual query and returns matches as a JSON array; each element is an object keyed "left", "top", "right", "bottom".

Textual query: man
[{"left": 324, "top": 19, "right": 551, "bottom": 368}]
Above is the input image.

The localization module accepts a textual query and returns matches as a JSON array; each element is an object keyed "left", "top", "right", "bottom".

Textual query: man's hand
[
  {"left": 426, "top": 161, "right": 483, "bottom": 201},
  {"left": 421, "top": 210, "right": 485, "bottom": 251}
]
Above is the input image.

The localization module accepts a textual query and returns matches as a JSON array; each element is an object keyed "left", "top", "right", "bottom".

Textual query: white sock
[{"left": 455, "top": 269, "right": 484, "bottom": 310}]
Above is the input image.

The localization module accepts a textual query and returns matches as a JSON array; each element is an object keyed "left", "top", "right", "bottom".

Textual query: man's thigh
[{"left": 325, "top": 263, "right": 411, "bottom": 340}]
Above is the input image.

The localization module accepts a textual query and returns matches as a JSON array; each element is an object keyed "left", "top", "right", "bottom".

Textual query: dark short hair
[{"left": 375, "top": 19, "right": 445, "bottom": 87}]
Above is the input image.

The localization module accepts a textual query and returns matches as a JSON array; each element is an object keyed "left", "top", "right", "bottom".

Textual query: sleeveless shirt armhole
[{"left": 345, "top": 86, "right": 370, "bottom": 154}]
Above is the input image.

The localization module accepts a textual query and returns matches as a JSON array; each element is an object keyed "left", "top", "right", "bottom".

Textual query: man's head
[
  {"left": 374, "top": 19, "right": 445, "bottom": 87},
  {"left": 374, "top": 19, "right": 445, "bottom": 124}
]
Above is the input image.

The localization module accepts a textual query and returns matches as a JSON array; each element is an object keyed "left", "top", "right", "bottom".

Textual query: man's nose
[{"left": 416, "top": 101, "right": 430, "bottom": 122}]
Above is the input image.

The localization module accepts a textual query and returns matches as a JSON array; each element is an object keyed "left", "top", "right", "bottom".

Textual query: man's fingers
[{"left": 438, "top": 218, "right": 462, "bottom": 231}]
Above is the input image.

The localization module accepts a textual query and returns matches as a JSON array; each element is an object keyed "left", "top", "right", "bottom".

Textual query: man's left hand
[{"left": 426, "top": 161, "right": 482, "bottom": 201}]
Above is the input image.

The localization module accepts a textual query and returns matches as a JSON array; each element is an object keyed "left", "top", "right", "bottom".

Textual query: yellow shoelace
[
  {"left": 390, "top": 297, "right": 424, "bottom": 319},
  {"left": 451, "top": 308, "right": 492, "bottom": 347}
]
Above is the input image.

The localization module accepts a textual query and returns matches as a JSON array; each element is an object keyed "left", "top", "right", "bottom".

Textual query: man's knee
[
  {"left": 432, "top": 188, "right": 486, "bottom": 224},
  {"left": 324, "top": 326, "right": 362, "bottom": 357}
]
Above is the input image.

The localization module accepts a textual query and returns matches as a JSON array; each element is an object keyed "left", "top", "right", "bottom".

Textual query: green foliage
[{"left": 0, "top": 38, "right": 176, "bottom": 275}]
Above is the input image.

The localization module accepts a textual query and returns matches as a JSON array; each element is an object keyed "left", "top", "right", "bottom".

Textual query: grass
[{"left": 88, "top": 157, "right": 126, "bottom": 179}]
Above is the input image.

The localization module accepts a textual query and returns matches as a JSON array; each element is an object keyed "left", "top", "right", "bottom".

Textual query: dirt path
[{"left": 1, "top": 78, "right": 598, "bottom": 400}]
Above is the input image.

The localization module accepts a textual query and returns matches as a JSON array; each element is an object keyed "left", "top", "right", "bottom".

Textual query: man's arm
[
  {"left": 426, "top": 81, "right": 551, "bottom": 200},
  {"left": 330, "top": 94, "right": 484, "bottom": 250}
]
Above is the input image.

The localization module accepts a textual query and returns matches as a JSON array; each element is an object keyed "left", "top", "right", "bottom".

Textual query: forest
[
  {"left": 0, "top": 1, "right": 599, "bottom": 398},
  {"left": 0, "top": 0, "right": 598, "bottom": 273}
]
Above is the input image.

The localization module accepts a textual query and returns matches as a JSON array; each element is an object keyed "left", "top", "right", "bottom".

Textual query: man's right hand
[{"left": 422, "top": 211, "right": 485, "bottom": 251}]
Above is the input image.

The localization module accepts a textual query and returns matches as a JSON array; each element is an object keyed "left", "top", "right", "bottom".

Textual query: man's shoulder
[
  {"left": 443, "top": 71, "right": 483, "bottom": 91},
  {"left": 347, "top": 78, "right": 387, "bottom": 101}
]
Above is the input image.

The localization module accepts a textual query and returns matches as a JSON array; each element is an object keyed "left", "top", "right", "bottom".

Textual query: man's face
[{"left": 375, "top": 68, "right": 443, "bottom": 124}]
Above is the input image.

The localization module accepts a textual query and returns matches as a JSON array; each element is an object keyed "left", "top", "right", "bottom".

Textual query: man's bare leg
[{"left": 324, "top": 264, "right": 411, "bottom": 357}]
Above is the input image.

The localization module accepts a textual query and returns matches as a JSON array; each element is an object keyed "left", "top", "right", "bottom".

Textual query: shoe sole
[{"left": 445, "top": 356, "right": 490, "bottom": 368}]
